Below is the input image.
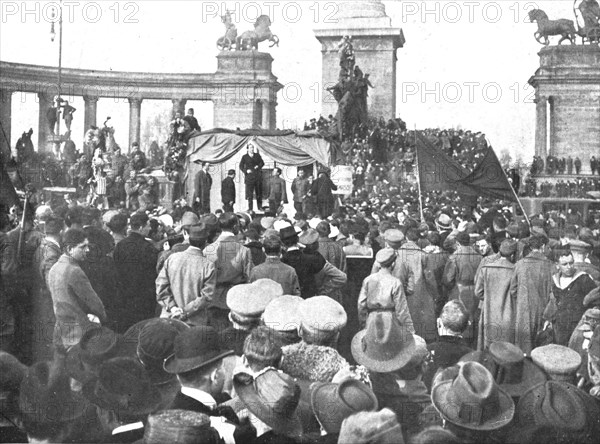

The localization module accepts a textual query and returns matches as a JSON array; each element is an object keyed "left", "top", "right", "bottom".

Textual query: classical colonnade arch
[{"left": 0, "top": 51, "right": 282, "bottom": 156}]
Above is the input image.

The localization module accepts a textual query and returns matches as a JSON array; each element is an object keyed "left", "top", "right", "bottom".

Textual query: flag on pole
[
  {"left": 455, "top": 147, "right": 517, "bottom": 202},
  {"left": 414, "top": 132, "right": 475, "bottom": 196}
]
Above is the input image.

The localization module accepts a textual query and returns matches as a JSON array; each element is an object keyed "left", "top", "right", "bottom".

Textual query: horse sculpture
[
  {"left": 528, "top": 9, "right": 577, "bottom": 45},
  {"left": 236, "top": 15, "right": 279, "bottom": 50},
  {"left": 216, "top": 10, "right": 237, "bottom": 51}
]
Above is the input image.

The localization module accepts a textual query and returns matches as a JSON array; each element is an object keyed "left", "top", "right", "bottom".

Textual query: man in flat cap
[
  {"left": 509, "top": 234, "right": 555, "bottom": 355},
  {"left": 157, "top": 224, "right": 216, "bottom": 325},
  {"left": 280, "top": 296, "right": 349, "bottom": 382},
  {"left": 571, "top": 239, "right": 600, "bottom": 284},
  {"left": 552, "top": 248, "right": 597, "bottom": 346},
  {"left": 358, "top": 248, "right": 414, "bottom": 331},
  {"left": 204, "top": 213, "right": 253, "bottom": 329},
  {"left": 475, "top": 238, "right": 518, "bottom": 350},
  {"left": 250, "top": 237, "right": 300, "bottom": 296},
  {"left": 443, "top": 231, "right": 482, "bottom": 348},
  {"left": 300, "top": 229, "right": 347, "bottom": 301}
]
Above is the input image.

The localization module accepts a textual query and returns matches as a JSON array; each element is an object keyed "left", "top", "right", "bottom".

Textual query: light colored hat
[
  {"left": 261, "top": 217, "right": 275, "bottom": 230},
  {"left": 273, "top": 219, "right": 292, "bottom": 232},
  {"left": 308, "top": 217, "right": 322, "bottom": 229},
  {"left": 299, "top": 296, "right": 347, "bottom": 335},
  {"left": 227, "top": 280, "right": 282, "bottom": 321},
  {"left": 299, "top": 229, "right": 319, "bottom": 246},
  {"left": 262, "top": 295, "right": 303, "bottom": 332},
  {"left": 329, "top": 225, "right": 340, "bottom": 238},
  {"left": 531, "top": 344, "right": 581, "bottom": 382}
]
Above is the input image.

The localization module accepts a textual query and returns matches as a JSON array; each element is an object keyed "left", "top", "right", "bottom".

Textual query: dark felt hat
[
  {"left": 82, "top": 356, "right": 162, "bottom": 415},
  {"left": 311, "top": 379, "right": 378, "bottom": 433},
  {"left": 234, "top": 368, "right": 303, "bottom": 437},
  {"left": 431, "top": 361, "right": 515, "bottom": 431},
  {"left": 515, "top": 381, "right": 600, "bottom": 443},
  {"left": 280, "top": 225, "right": 299, "bottom": 242},
  {"left": 137, "top": 319, "right": 190, "bottom": 384},
  {"left": 163, "top": 326, "right": 233, "bottom": 374},
  {"left": 584, "top": 287, "right": 600, "bottom": 308},
  {"left": 188, "top": 223, "right": 209, "bottom": 241},
  {"left": 460, "top": 342, "right": 547, "bottom": 398}
]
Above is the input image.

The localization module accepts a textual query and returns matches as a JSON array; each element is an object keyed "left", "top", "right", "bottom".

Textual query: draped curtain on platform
[{"left": 186, "top": 129, "right": 333, "bottom": 167}]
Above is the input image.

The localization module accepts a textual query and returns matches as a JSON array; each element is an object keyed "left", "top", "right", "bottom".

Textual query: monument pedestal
[
  {"left": 213, "top": 51, "right": 282, "bottom": 130},
  {"left": 529, "top": 45, "right": 600, "bottom": 174},
  {"left": 314, "top": 1, "right": 404, "bottom": 119}
]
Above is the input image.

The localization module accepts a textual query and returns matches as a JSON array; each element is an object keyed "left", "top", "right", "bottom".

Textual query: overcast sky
[{"left": 1, "top": 1, "right": 575, "bottom": 159}]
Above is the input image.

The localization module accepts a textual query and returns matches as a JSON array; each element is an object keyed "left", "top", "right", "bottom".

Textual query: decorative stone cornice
[{"left": 0, "top": 60, "right": 283, "bottom": 100}]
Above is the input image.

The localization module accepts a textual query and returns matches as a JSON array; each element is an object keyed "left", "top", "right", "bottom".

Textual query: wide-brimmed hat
[
  {"left": 460, "top": 342, "right": 546, "bottom": 398},
  {"left": 299, "top": 228, "right": 319, "bottom": 246},
  {"left": 66, "top": 326, "right": 122, "bottom": 384},
  {"left": 20, "top": 358, "right": 88, "bottom": 424},
  {"left": 584, "top": 287, "right": 600, "bottom": 308},
  {"left": 280, "top": 225, "right": 298, "bottom": 242},
  {"left": 142, "top": 410, "right": 221, "bottom": 444},
  {"left": 530, "top": 344, "right": 581, "bottom": 383},
  {"left": 514, "top": 380, "right": 600, "bottom": 443},
  {"left": 311, "top": 379, "right": 378, "bottom": 433},
  {"left": 431, "top": 361, "right": 515, "bottom": 431},
  {"left": 82, "top": 357, "right": 162, "bottom": 416},
  {"left": 164, "top": 327, "right": 233, "bottom": 374},
  {"left": 234, "top": 368, "right": 303, "bottom": 437},
  {"left": 351, "top": 311, "right": 422, "bottom": 373}
]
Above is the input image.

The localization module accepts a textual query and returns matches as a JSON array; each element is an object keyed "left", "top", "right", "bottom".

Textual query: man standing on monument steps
[{"left": 239, "top": 143, "right": 264, "bottom": 211}]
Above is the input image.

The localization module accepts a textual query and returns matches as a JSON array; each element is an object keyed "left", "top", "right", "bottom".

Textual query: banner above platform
[{"left": 186, "top": 128, "right": 337, "bottom": 167}]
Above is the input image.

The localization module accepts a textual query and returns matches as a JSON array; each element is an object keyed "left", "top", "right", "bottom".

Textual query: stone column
[
  {"left": 128, "top": 98, "right": 142, "bottom": 150},
  {"left": 83, "top": 96, "right": 98, "bottom": 132},
  {"left": 534, "top": 95, "right": 547, "bottom": 158},
  {"left": 171, "top": 98, "right": 187, "bottom": 118},
  {"left": 261, "top": 100, "right": 271, "bottom": 130},
  {"left": 0, "top": 88, "right": 13, "bottom": 160},
  {"left": 37, "top": 93, "right": 55, "bottom": 153}
]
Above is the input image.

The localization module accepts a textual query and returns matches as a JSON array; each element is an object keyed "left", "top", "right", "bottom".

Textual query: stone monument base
[{"left": 529, "top": 45, "right": 600, "bottom": 174}]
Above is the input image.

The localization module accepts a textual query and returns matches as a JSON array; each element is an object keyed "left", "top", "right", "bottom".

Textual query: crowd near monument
[{"left": 0, "top": 1, "right": 600, "bottom": 443}]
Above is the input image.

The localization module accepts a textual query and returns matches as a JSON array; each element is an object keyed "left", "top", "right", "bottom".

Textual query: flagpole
[
  {"left": 414, "top": 127, "right": 425, "bottom": 222},
  {"left": 488, "top": 143, "right": 532, "bottom": 229}
]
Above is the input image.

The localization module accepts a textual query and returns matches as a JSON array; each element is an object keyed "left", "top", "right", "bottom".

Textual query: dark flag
[
  {"left": 414, "top": 132, "right": 475, "bottom": 196},
  {"left": 455, "top": 147, "right": 517, "bottom": 202}
]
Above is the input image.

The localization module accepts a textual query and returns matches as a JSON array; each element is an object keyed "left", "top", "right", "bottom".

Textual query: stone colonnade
[{"left": 0, "top": 51, "right": 282, "bottom": 157}]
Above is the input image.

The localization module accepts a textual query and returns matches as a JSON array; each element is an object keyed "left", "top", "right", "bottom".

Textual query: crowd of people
[
  {"left": 1, "top": 107, "right": 600, "bottom": 443},
  {"left": 2, "top": 157, "right": 600, "bottom": 443}
]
